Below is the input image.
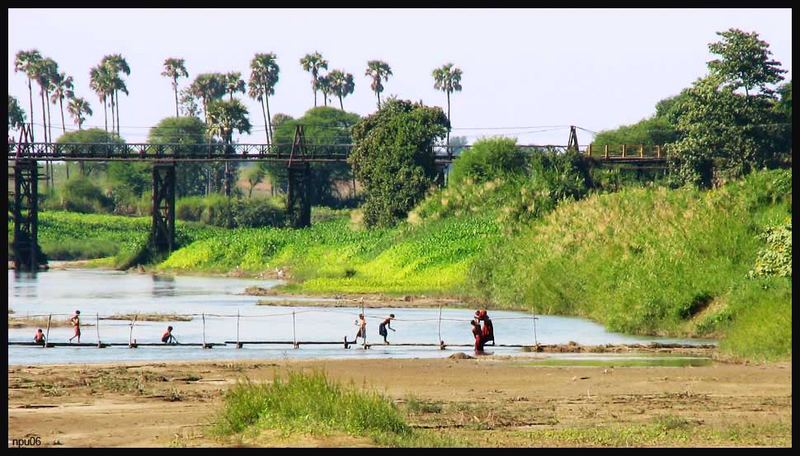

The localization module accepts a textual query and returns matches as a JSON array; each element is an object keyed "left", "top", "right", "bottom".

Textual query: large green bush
[
  {"left": 59, "top": 177, "right": 114, "bottom": 213},
  {"left": 448, "top": 137, "right": 526, "bottom": 186},
  {"left": 349, "top": 99, "right": 449, "bottom": 228}
]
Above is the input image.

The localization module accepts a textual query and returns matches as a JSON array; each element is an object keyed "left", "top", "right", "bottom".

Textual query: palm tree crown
[
  {"left": 162, "top": 57, "right": 189, "bottom": 117},
  {"left": 300, "top": 51, "right": 328, "bottom": 107},
  {"left": 365, "top": 60, "right": 392, "bottom": 109}
]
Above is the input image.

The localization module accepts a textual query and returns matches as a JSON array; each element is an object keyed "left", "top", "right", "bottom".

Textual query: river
[{"left": 7, "top": 269, "right": 716, "bottom": 365}]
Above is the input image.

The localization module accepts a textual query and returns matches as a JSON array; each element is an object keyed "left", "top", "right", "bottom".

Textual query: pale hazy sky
[{"left": 8, "top": 8, "right": 793, "bottom": 146}]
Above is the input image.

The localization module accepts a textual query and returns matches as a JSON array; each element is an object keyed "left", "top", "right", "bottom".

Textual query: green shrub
[
  {"left": 176, "top": 196, "right": 206, "bottom": 221},
  {"left": 60, "top": 177, "right": 114, "bottom": 213},
  {"left": 448, "top": 136, "right": 526, "bottom": 186}
]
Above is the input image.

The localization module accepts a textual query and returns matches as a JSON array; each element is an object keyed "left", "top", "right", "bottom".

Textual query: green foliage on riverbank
[
  {"left": 467, "top": 169, "right": 791, "bottom": 360},
  {"left": 159, "top": 214, "right": 499, "bottom": 295}
]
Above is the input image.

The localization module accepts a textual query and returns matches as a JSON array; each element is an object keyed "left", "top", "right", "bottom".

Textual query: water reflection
[{"left": 152, "top": 274, "right": 177, "bottom": 298}]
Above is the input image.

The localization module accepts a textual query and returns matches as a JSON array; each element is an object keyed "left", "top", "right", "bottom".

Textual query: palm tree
[
  {"left": 68, "top": 96, "right": 92, "bottom": 175},
  {"left": 316, "top": 75, "right": 332, "bottom": 107},
  {"left": 248, "top": 53, "right": 280, "bottom": 145},
  {"left": 101, "top": 54, "right": 130, "bottom": 136},
  {"left": 49, "top": 72, "right": 74, "bottom": 135},
  {"left": 161, "top": 58, "right": 189, "bottom": 117},
  {"left": 206, "top": 99, "right": 251, "bottom": 196},
  {"left": 328, "top": 70, "right": 355, "bottom": 111},
  {"left": 224, "top": 72, "right": 246, "bottom": 101},
  {"left": 67, "top": 96, "right": 92, "bottom": 130},
  {"left": 300, "top": 52, "right": 328, "bottom": 107},
  {"left": 189, "top": 73, "right": 226, "bottom": 123},
  {"left": 31, "top": 57, "right": 58, "bottom": 143},
  {"left": 14, "top": 49, "right": 42, "bottom": 141},
  {"left": 365, "top": 60, "right": 392, "bottom": 109},
  {"left": 432, "top": 63, "right": 463, "bottom": 146},
  {"left": 89, "top": 65, "right": 112, "bottom": 132}
]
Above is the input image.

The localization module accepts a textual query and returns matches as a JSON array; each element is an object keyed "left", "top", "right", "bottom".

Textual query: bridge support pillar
[
  {"left": 151, "top": 162, "right": 176, "bottom": 255},
  {"left": 12, "top": 159, "right": 45, "bottom": 272},
  {"left": 287, "top": 163, "right": 311, "bottom": 228}
]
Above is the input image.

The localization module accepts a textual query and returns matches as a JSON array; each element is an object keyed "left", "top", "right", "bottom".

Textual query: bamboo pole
[
  {"left": 236, "top": 308, "right": 241, "bottom": 349},
  {"left": 604, "top": 144, "right": 609, "bottom": 159},
  {"left": 621, "top": 144, "right": 626, "bottom": 158},
  {"left": 96, "top": 312, "right": 101, "bottom": 347},
  {"left": 44, "top": 314, "right": 52, "bottom": 348},
  {"left": 128, "top": 314, "right": 138, "bottom": 347},
  {"left": 640, "top": 144, "right": 644, "bottom": 158},
  {"left": 656, "top": 145, "right": 662, "bottom": 158},
  {"left": 202, "top": 313, "right": 206, "bottom": 348},
  {"left": 532, "top": 315, "right": 539, "bottom": 346},
  {"left": 438, "top": 304, "right": 443, "bottom": 345},
  {"left": 292, "top": 311, "right": 298, "bottom": 349}
]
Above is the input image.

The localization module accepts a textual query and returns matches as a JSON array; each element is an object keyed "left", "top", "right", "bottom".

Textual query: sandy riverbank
[{"left": 7, "top": 356, "right": 792, "bottom": 447}]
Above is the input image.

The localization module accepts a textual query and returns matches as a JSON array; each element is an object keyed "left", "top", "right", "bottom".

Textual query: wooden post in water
[
  {"left": 292, "top": 311, "right": 298, "bottom": 349},
  {"left": 236, "top": 309, "right": 241, "bottom": 349},
  {"left": 129, "top": 315, "right": 138, "bottom": 348},
  {"left": 604, "top": 145, "right": 609, "bottom": 159},
  {"left": 532, "top": 314, "right": 539, "bottom": 346},
  {"left": 202, "top": 313, "right": 207, "bottom": 348},
  {"left": 44, "top": 314, "right": 52, "bottom": 348},
  {"left": 96, "top": 312, "right": 101, "bottom": 347},
  {"left": 438, "top": 304, "right": 443, "bottom": 346}
]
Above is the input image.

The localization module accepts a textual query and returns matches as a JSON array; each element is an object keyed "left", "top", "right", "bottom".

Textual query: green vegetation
[
  {"left": 350, "top": 99, "right": 449, "bottom": 227},
  {"left": 160, "top": 214, "right": 498, "bottom": 295},
  {"left": 213, "top": 370, "right": 456, "bottom": 447},
  {"left": 468, "top": 169, "right": 791, "bottom": 360}
]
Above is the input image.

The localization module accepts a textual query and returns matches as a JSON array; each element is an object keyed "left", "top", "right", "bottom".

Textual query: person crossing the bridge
[
  {"left": 346, "top": 313, "right": 368, "bottom": 347},
  {"left": 378, "top": 314, "right": 396, "bottom": 344},
  {"left": 161, "top": 326, "right": 178, "bottom": 344},
  {"left": 476, "top": 309, "right": 494, "bottom": 346},
  {"left": 34, "top": 328, "right": 46, "bottom": 345},
  {"left": 68, "top": 310, "right": 81, "bottom": 344}
]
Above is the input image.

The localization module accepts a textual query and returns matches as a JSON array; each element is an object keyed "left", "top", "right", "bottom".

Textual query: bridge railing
[{"left": 585, "top": 144, "right": 668, "bottom": 159}]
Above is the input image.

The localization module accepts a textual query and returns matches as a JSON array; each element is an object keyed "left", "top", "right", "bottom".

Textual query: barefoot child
[
  {"left": 348, "top": 313, "right": 367, "bottom": 345},
  {"left": 33, "top": 328, "right": 46, "bottom": 345},
  {"left": 68, "top": 310, "right": 81, "bottom": 343},
  {"left": 161, "top": 325, "right": 178, "bottom": 344}
]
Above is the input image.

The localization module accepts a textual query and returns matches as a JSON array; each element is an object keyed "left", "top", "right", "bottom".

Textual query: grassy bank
[
  {"left": 468, "top": 169, "right": 792, "bottom": 361},
  {"left": 213, "top": 370, "right": 458, "bottom": 447},
  {"left": 159, "top": 214, "right": 500, "bottom": 295}
]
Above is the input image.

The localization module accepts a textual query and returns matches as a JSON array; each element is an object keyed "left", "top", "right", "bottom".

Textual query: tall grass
[
  {"left": 213, "top": 370, "right": 457, "bottom": 446},
  {"left": 467, "top": 169, "right": 791, "bottom": 359}
]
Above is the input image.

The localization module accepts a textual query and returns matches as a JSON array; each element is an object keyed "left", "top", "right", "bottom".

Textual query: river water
[{"left": 7, "top": 269, "right": 716, "bottom": 365}]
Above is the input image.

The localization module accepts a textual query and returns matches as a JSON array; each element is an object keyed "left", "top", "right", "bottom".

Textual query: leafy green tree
[
  {"left": 449, "top": 137, "right": 526, "bottom": 186},
  {"left": 327, "top": 70, "right": 355, "bottom": 111},
  {"left": 300, "top": 51, "right": 328, "bottom": 107},
  {"left": 148, "top": 116, "right": 218, "bottom": 197},
  {"left": 14, "top": 49, "right": 42, "bottom": 140},
  {"left": 206, "top": 99, "right": 251, "bottom": 196},
  {"left": 707, "top": 28, "right": 787, "bottom": 97},
  {"left": 57, "top": 128, "right": 122, "bottom": 177},
  {"left": 8, "top": 95, "right": 26, "bottom": 135},
  {"left": 178, "top": 87, "right": 200, "bottom": 118},
  {"left": 244, "top": 165, "right": 266, "bottom": 197},
  {"left": 432, "top": 63, "right": 463, "bottom": 146},
  {"left": 161, "top": 57, "right": 189, "bottom": 117},
  {"left": 248, "top": 53, "right": 280, "bottom": 145},
  {"left": 271, "top": 107, "right": 360, "bottom": 206},
  {"left": 349, "top": 98, "right": 449, "bottom": 227},
  {"left": 669, "top": 30, "right": 787, "bottom": 187},
  {"left": 365, "top": 60, "right": 392, "bottom": 109}
]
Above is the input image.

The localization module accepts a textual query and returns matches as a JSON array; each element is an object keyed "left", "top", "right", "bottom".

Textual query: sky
[{"left": 8, "top": 8, "right": 793, "bottom": 147}]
